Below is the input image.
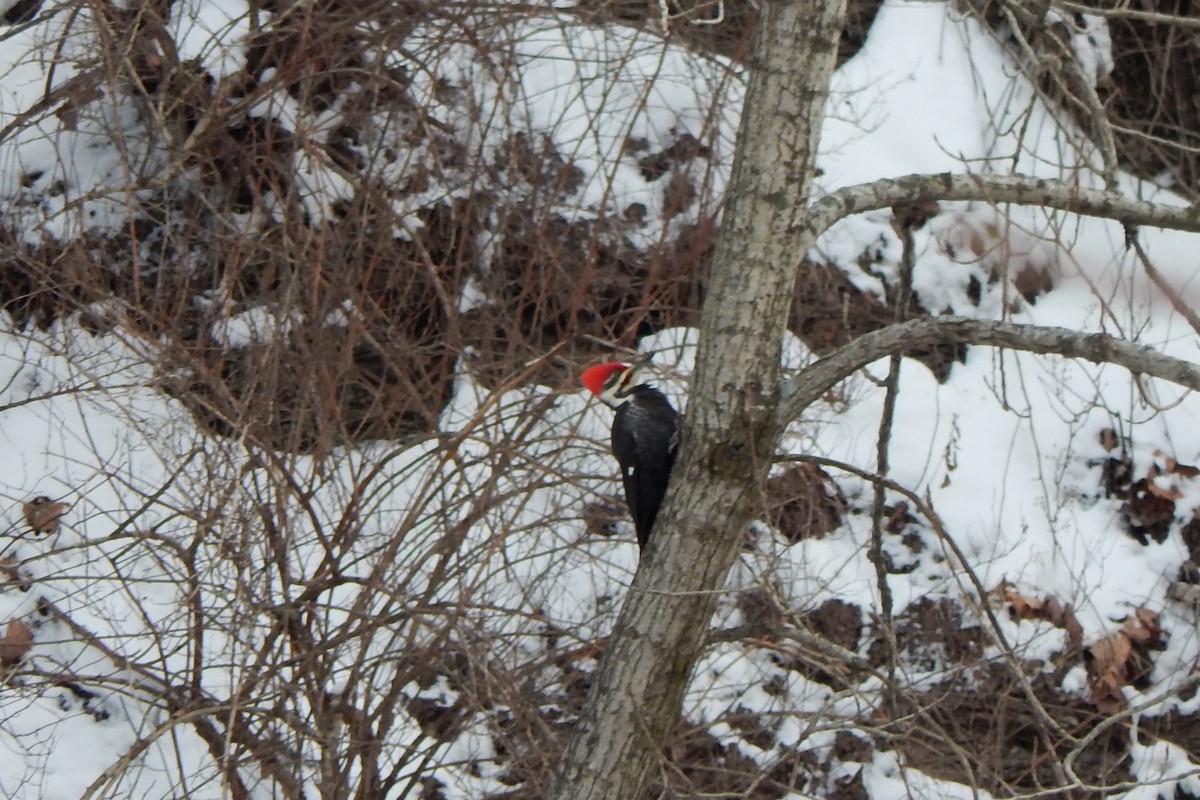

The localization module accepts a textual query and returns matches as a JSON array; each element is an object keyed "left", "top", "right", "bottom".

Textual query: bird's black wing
[{"left": 612, "top": 388, "right": 680, "bottom": 548}]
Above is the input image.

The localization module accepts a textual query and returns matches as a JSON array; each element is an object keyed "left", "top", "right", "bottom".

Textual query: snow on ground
[{"left": 0, "top": 0, "right": 1198, "bottom": 797}]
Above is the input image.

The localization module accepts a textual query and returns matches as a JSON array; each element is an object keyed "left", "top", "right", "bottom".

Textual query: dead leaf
[
  {"left": 1168, "top": 581, "right": 1200, "bottom": 608},
  {"left": 1089, "top": 631, "right": 1132, "bottom": 671},
  {"left": 1122, "top": 608, "right": 1162, "bottom": 645},
  {"left": 1086, "top": 631, "right": 1132, "bottom": 712},
  {"left": 997, "top": 581, "right": 1044, "bottom": 620},
  {"left": 1145, "top": 479, "right": 1182, "bottom": 501},
  {"left": 0, "top": 620, "right": 31, "bottom": 666},
  {"left": 1166, "top": 457, "right": 1200, "bottom": 479},
  {"left": 1088, "top": 671, "right": 1126, "bottom": 714},
  {"left": 0, "top": 557, "right": 30, "bottom": 593},
  {"left": 1043, "top": 596, "right": 1084, "bottom": 650},
  {"left": 1084, "top": 608, "right": 1164, "bottom": 712},
  {"left": 1121, "top": 479, "right": 1176, "bottom": 544},
  {"left": 994, "top": 581, "right": 1084, "bottom": 650}
]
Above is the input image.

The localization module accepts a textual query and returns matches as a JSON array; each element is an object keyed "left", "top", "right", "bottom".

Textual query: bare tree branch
[
  {"left": 805, "top": 172, "right": 1200, "bottom": 241},
  {"left": 1050, "top": 1, "right": 1200, "bottom": 29},
  {"left": 778, "top": 315, "right": 1200, "bottom": 426}
]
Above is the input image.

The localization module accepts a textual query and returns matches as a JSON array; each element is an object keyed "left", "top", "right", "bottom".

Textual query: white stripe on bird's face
[
  {"left": 599, "top": 354, "right": 654, "bottom": 407},
  {"left": 599, "top": 367, "right": 635, "bottom": 406}
]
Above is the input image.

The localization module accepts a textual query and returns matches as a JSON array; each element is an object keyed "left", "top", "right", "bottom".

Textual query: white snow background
[{"left": 0, "top": 0, "right": 1198, "bottom": 797}]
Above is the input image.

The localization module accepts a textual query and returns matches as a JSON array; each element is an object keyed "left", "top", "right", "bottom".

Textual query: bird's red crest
[{"left": 580, "top": 362, "right": 627, "bottom": 396}]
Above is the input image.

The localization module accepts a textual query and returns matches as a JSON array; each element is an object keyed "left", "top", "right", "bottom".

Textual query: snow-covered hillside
[{"left": 0, "top": 1, "right": 1198, "bottom": 798}]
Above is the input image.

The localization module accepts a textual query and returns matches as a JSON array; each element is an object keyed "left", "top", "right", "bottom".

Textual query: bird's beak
[
  {"left": 626, "top": 352, "right": 655, "bottom": 374},
  {"left": 618, "top": 353, "right": 655, "bottom": 389}
]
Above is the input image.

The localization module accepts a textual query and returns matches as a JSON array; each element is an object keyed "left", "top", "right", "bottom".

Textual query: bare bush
[{"left": 3, "top": 1, "right": 1200, "bottom": 799}]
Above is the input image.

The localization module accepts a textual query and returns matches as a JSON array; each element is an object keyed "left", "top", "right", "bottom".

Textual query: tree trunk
[{"left": 546, "top": 1, "right": 847, "bottom": 797}]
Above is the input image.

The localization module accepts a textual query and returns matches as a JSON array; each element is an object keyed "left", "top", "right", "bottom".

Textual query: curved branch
[
  {"left": 805, "top": 173, "right": 1200, "bottom": 240},
  {"left": 779, "top": 316, "right": 1200, "bottom": 424}
]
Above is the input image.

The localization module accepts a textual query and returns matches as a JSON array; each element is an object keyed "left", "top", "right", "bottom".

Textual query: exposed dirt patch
[
  {"left": 573, "top": 0, "right": 884, "bottom": 65},
  {"left": 1092, "top": 439, "right": 1200, "bottom": 547},
  {"left": 800, "top": 598, "right": 863, "bottom": 655},
  {"left": 890, "top": 667, "right": 1133, "bottom": 796},
  {"left": 1, "top": 0, "right": 40, "bottom": 25},
  {"left": 971, "top": 0, "right": 1200, "bottom": 202},
  {"left": 1102, "top": 2, "right": 1200, "bottom": 200},
  {"left": 868, "top": 596, "right": 987, "bottom": 671},
  {"left": 791, "top": 260, "right": 966, "bottom": 381},
  {"left": 765, "top": 463, "right": 848, "bottom": 543}
]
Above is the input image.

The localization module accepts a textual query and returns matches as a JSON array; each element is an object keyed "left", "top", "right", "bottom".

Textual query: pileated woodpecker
[{"left": 580, "top": 355, "right": 680, "bottom": 549}]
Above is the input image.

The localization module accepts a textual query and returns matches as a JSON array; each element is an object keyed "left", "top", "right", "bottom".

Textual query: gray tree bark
[{"left": 547, "top": 1, "right": 848, "bottom": 798}]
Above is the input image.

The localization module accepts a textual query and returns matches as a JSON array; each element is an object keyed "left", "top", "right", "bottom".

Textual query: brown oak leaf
[{"left": 0, "top": 620, "right": 31, "bottom": 666}]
